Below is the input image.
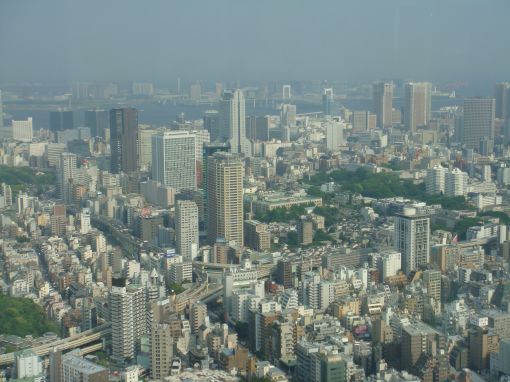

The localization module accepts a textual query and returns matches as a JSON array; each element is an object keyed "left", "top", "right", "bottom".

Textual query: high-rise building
[
  {"left": 202, "top": 143, "right": 229, "bottom": 224},
  {"left": 206, "top": 152, "right": 244, "bottom": 246},
  {"left": 404, "top": 82, "right": 432, "bottom": 132},
  {"left": 468, "top": 325, "right": 499, "bottom": 371},
  {"left": 151, "top": 323, "right": 174, "bottom": 379},
  {"left": 423, "top": 269, "right": 441, "bottom": 302},
  {"left": 49, "top": 110, "right": 74, "bottom": 132},
  {"left": 425, "top": 165, "right": 447, "bottom": 194},
  {"left": 445, "top": 168, "right": 468, "bottom": 197},
  {"left": 297, "top": 216, "right": 313, "bottom": 245},
  {"left": 190, "top": 301, "right": 207, "bottom": 335},
  {"left": 84, "top": 109, "right": 109, "bottom": 139},
  {"left": 220, "top": 89, "right": 250, "bottom": 156},
  {"left": 151, "top": 130, "right": 196, "bottom": 191},
  {"left": 281, "top": 104, "right": 297, "bottom": 127},
  {"left": 12, "top": 117, "right": 33, "bottom": 142},
  {"left": 325, "top": 120, "right": 344, "bottom": 152},
  {"left": 244, "top": 220, "right": 271, "bottom": 252},
  {"left": 246, "top": 115, "right": 270, "bottom": 141},
  {"left": 394, "top": 208, "right": 430, "bottom": 274},
  {"left": 137, "top": 127, "right": 157, "bottom": 172},
  {"left": 351, "top": 111, "right": 376, "bottom": 132},
  {"left": 494, "top": 82, "right": 510, "bottom": 120},
  {"left": 175, "top": 200, "right": 199, "bottom": 261},
  {"left": 460, "top": 98, "right": 495, "bottom": 149},
  {"left": 109, "top": 278, "right": 146, "bottom": 364},
  {"left": 282, "top": 85, "right": 291, "bottom": 100},
  {"left": 110, "top": 108, "right": 139, "bottom": 174},
  {"left": 203, "top": 110, "right": 221, "bottom": 142},
  {"left": 80, "top": 208, "right": 91, "bottom": 235},
  {"left": 0, "top": 89, "right": 4, "bottom": 128},
  {"left": 373, "top": 82, "right": 394, "bottom": 128},
  {"left": 58, "top": 152, "right": 77, "bottom": 204},
  {"left": 322, "top": 88, "right": 334, "bottom": 116}
]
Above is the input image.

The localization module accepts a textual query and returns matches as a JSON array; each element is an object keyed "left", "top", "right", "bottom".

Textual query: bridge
[{"left": 0, "top": 323, "right": 111, "bottom": 367}]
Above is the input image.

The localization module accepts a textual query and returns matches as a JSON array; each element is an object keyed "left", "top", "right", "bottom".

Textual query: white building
[
  {"left": 59, "top": 152, "right": 77, "bottom": 204},
  {"left": 378, "top": 250, "right": 402, "bottom": 279},
  {"left": 220, "top": 89, "right": 251, "bottom": 156},
  {"left": 394, "top": 208, "right": 430, "bottom": 274},
  {"left": 151, "top": 130, "right": 196, "bottom": 191},
  {"left": 175, "top": 200, "right": 199, "bottom": 261},
  {"left": 445, "top": 168, "right": 468, "bottom": 197},
  {"left": 12, "top": 117, "right": 33, "bottom": 142},
  {"left": 325, "top": 119, "right": 344, "bottom": 152},
  {"left": 80, "top": 208, "right": 91, "bottom": 234},
  {"left": 425, "top": 165, "right": 446, "bottom": 194},
  {"left": 15, "top": 349, "right": 42, "bottom": 379}
]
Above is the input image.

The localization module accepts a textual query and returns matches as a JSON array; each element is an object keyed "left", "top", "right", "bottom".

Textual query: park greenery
[
  {"left": 0, "top": 165, "right": 56, "bottom": 194},
  {"left": 304, "top": 168, "right": 474, "bottom": 210},
  {"left": 0, "top": 293, "right": 59, "bottom": 337}
]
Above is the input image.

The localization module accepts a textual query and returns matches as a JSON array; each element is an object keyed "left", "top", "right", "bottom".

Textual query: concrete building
[
  {"left": 494, "top": 82, "right": 510, "bottom": 120},
  {"left": 394, "top": 208, "right": 430, "bottom": 274},
  {"left": 244, "top": 220, "right": 271, "bottom": 252},
  {"left": 445, "top": 168, "right": 468, "bottom": 197},
  {"left": 137, "top": 127, "right": 157, "bottom": 171},
  {"left": 151, "top": 323, "right": 174, "bottom": 379},
  {"left": 84, "top": 109, "right": 109, "bottom": 139},
  {"left": 460, "top": 98, "right": 495, "bottom": 149},
  {"left": 12, "top": 117, "right": 33, "bottom": 142},
  {"left": 62, "top": 351, "right": 108, "bottom": 382},
  {"left": 373, "top": 81, "right": 394, "bottom": 128},
  {"left": 468, "top": 325, "right": 499, "bottom": 371},
  {"left": 190, "top": 301, "right": 208, "bottom": 335},
  {"left": 206, "top": 152, "right": 244, "bottom": 246},
  {"left": 175, "top": 200, "right": 199, "bottom": 261},
  {"left": 404, "top": 82, "right": 431, "bottom": 132},
  {"left": 58, "top": 152, "right": 77, "bottom": 204},
  {"left": 220, "top": 89, "right": 250, "bottom": 156},
  {"left": 425, "top": 165, "right": 447, "bottom": 195},
  {"left": 325, "top": 120, "right": 344, "bottom": 151},
  {"left": 152, "top": 130, "right": 196, "bottom": 191},
  {"left": 110, "top": 108, "right": 139, "bottom": 174},
  {"left": 109, "top": 278, "right": 147, "bottom": 364},
  {"left": 15, "top": 349, "right": 43, "bottom": 379}
]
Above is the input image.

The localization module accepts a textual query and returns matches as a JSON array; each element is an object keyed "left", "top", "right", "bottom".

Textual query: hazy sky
[{"left": 1, "top": 0, "right": 509, "bottom": 84}]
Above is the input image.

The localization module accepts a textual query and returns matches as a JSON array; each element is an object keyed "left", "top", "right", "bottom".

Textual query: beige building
[
  {"left": 244, "top": 220, "right": 271, "bottom": 252},
  {"left": 404, "top": 82, "right": 431, "bottom": 132},
  {"left": 373, "top": 82, "right": 394, "bottom": 128},
  {"left": 207, "top": 152, "right": 244, "bottom": 246}
]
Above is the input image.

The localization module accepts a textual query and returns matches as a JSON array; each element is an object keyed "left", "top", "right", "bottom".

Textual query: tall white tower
[
  {"left": 220, "top": 89, "right": 251, "bottom": 157},
  {"left": 175, "top": 200, "right": 199, "bottom": 261}
]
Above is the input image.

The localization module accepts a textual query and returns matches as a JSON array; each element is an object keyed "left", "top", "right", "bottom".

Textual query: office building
[
  {"left": 244, "top": 220, "right": 271, "bottom": 252},
  {"left": 190, "top": 301, "right": 207, "bottom": 335},
  {"left": 137, "top": 127, "right": 157, "bottom": 171},
  {"left": 423, "top": 269, "right": 441, "bottom": 302},
  {"left": 50, "top": 110, "right": 74, "bottom": 132},
  {"left": 373, "top": 82, "right": 394, "bottom": 128},
  {"left": 80, "top": 208, "right": 91, "bottom": 234},
  {"left": 84, "top": 109, "right": 109, "bottom": 139},
  {"left": 12, "top": 117, "right": 33, "bottom": 142},
  {"left": 0, "top": 90, "right": 3, "bottom": 127},
  {"left": 494, "top": 82, "right": 510, "bottom": 120},
  {"left": 206, "top": 152, "right": 244, "bottom": 246},
  {"left": 46, "top": 143, "right": 67, "bottom": 167},
  {"left": 151, "top": 130, "right": 196, "bottom": 191},
  {"left": 401, "top": 322, "right": 445, "bottom": 373},
  {"left": 297, "top": 216, "right": 313, "bottom": 245},
  {"left": 109, "top": 278, "right": 147, "bottom": 364},
  {"left": 246, "top": 115, "right": 269, "bottom": 141},
  {"left": 281, "top": 104, "right": 297, "bottom": 127},
  {"left": 151, "top": 323, "right": 174, "bottom": 379},
  {"left": 58, "top": 152, "right": 77, "bottom": 204},
  {"left": 203, "top": 110, "right": 221, "bottom": 142},
  {"left": 325, "top": 120, "right": 344, "bottom": 152},
  {"left": 352, "top": 110, "right": 376, "bottom": 132},
  {"left": 404, "top": 82, "right": 431, "bottom": 132},
  {"left": 110, "top": 108, "right": 139, "bottom": 174},
  {"left": 460, "top": 98, "right": 495, "bottom": 149},
  {"left": 282, "top": 84, "right": 291, "bottom": 100},
  {"left": 132, "top": 82, "right": 154, "bottom": 96},
  {"left": 322, "top": 88, "right": 334, "bottom": 116},
  {"left": 394, "top": 208, "right": 430, "bottom": 274},
  {"left": 220, "top": 89, "right": 250, "bottom": 156},
  {"left": 468, "top": 325, "right": 499, "bottom": 371},
  {"left": 378, "top": 250, "right": 402, "bottom": 279},
  {"left": 62, "top": 351, "right": 108, "bottom": 382},
  {"left": 175, "top": 200, "right": 199, "bottom": 261}
]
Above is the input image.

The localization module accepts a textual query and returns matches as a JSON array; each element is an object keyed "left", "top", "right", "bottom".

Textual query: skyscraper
[
  {"left": 49, "top": 110, "right": 74, "bottom": 132},
  {"left": 109, "top": 278, "right": 146, "bottom": 365},
  {"left": 322, "top": 88, "right": 334, "bottom": 116},
  {"left": 404, "top": 82, "right": 431, "bottom": 132},
  {"left": 0, "top": 90, "right": 4, "bottom": 128},
  {"left": 460, "top": 98, "right": 495, "bottom": 149},
  {"left": 282, "top": 85, "right": 291, "bottom": 100},
  {"left": 151, "top": 130, "right": 196, "bottom": 191},
  {"left": 137, "top": 127, "right": 157, "bottom": 172},
  {"left": 175, "top": 200, "right": 199, "bottom": 261},
  {"left": 207, "top": 152, "right": 244, "bottom": 246},
  {"left": 494, "top": 82, "right": 510, "bottom": 120},
  {"left": 203, "top": 110, "right": 221, "bottom": 142},
  {"left": 84, "top": 109, "right": 109, "bottom": 139},
  {"left": 394, "top": 208, "right": 430, "bottom": 274},
  {"left": 110, "top": 108, "right": 139, "bottom": 174},
  {"left": 58, "top": 152, "right": 77, "bottom": 204},
  {"left": 372, "top": 82, "right": 394, "bottom": 128},
  {"left": 325, "top": 120, "right": 344, "bottom": 152},
  {"left": 220, "top": 89, "right": 250, "bottom": 156},
  {"left": 351, "top": 111, "right": 376, "bottom": 132}
]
